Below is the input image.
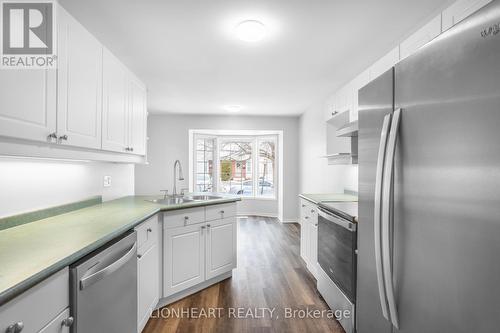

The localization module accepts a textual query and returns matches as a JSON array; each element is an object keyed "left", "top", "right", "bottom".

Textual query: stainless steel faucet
[{"left": 173, "top": 160, "right": 184, "bottom": 197}]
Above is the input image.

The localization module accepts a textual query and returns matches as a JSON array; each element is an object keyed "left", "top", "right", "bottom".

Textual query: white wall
[
  {"left": 299, "top": 100, "right": 358, "bottom": 194},
  {"left": 0, "top": 158, "right": 134, "bottom": 218},
  {"left": 135, "top": 114, "right": 300, "bottom": 222}
]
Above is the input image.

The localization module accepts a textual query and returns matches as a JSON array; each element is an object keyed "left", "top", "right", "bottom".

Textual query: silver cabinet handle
[
  {"left": 137, "top": 253, "right": 142, "bottom": 259},
  {"left": 331, "top": 111, "right": 338, "bottom": 116},
  {"left": 310, "top": 209, "right": 315, "bottom": 213},
  {"left": 147, "top": 228, "right": 152, "bottom": 233},
  {"left": 201, "top": 225, "right": 206, "bottom": 229},
  {"left": 304, "top": 216, "right": 309, "bottom": 220},
  {"left": 207, "top": 224, "right": 211, "bottom": 228},
  {"left": 130, "top": 147, "right": 134, "bottom": 152},
  {"left": 79, "top": 243, "right": 136, "bottom": 290},
  {"left": 6, "top": 322, "right": 23, "bottom": 333},
  {"left": 58, "top": 134, "right": 68, "bottom": 142},
  {"left": 382, "top": 108, "right": 402, "bottom": 329},
  {"left": 301, "top": 204, "right": 306, "bottom": 207},
  {"left": 220, "top": 210, "right": 225, "bottom": 214},
  {"left": 62, "top": 317, "right": 74, "bottom": 327},
  {"left": 47, "top": 132, "right": 57, "bottom": 142},
  {"left": 374, "top": 113, "right": 392, "bottom": 321}
]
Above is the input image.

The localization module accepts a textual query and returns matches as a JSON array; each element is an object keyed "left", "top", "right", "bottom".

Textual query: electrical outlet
[{"left": 103, "top": 175, "right": 112, "bottom": 188}]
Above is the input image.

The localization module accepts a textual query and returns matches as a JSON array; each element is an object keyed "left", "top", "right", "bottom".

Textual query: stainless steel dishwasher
[{"left": 70, "top": 231, "right": 137, "bottom": 333}]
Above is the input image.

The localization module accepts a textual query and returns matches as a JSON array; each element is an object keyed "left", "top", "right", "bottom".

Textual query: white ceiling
[{"left": 59, "top": 0, "right": 452, "bottom": 116}]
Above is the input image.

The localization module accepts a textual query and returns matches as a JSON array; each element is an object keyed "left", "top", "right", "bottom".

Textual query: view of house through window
[
  {"left": 192, "top": 133, "right": 278, "bottom": 199},
  {"left": 194, "top": 137, "right": 215, "bottom": 192}
]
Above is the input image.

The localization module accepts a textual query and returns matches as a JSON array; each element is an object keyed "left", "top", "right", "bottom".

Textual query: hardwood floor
[{"left": 143, "top": 216, "right": 345, "bottom": 333}]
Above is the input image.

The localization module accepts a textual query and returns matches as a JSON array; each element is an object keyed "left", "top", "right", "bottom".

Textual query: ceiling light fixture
[
  {"left": 224, "top": 105, "right": 242, "bottom": 113},
  {"left": 234, "top": 20, "right": 267, "bottom": 42}
]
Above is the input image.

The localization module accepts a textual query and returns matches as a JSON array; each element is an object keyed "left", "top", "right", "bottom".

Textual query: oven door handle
[{"left": 318, "top": 209, "right": 356, "bottom": 232}]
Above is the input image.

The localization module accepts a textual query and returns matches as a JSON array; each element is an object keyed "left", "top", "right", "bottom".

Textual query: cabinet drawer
[
  {"left": 38, "top": 308, "right": 71, "bottom": 333},
  {"left": 205, "top": 203, "right": 237, "bottom": 222},
  {"left": 0, "top": 268, "right": 69, "bottom": 333},
  {"left": 163, "top": 207, "right": 205, "bottom": 229},
  {"left": 135, "top": 215, "right": 158, "bottom": 251}
]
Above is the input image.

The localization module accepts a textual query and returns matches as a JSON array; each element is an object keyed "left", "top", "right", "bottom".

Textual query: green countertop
[
  {"left": 0, "top": 195, "right": 240, "bottom": 306},
  {"left": 299, "top": 193, "right": 358, "bottom": 204}
]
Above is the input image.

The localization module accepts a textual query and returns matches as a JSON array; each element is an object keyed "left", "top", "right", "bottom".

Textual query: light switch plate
[{"left": 103, "top": 175, "right": 112, "bottom": 187}]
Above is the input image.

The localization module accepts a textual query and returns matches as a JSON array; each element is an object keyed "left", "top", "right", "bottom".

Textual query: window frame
[{"left": 190, "top": 132, "right": 279, "bottom": 200}]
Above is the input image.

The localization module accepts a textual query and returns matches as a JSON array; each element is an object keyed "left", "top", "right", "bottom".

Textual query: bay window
[{"left": 190, "top": 132, "right": 278, "bottom": 199}]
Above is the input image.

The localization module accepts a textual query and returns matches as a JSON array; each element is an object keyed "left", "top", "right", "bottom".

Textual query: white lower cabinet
[
  {"left": 205, "top": 217, "right": 237, "bottom": 280},
  {"left": 309, "top": 220, "right": 319, "bottom": 278},
  {"left": 137, "top": 244, "right": 159, "bottom": 332},
  {"left": 163, "top": 204, "right": 238, "bottom": 298},
  {"left": 38, "top": 308, "right": 71, "bottom": 333},
  {"left": 163, "top": 223, "right": 205, "bottom": 296},
  {"left": 299, "top": 198, "right": 319, "bottom": 279},
  {"left": 135, "top": 216, "right": 160, "bottom": 333},
  {"left": 0, "top": 268, "right": 70, "bottom": 333}
]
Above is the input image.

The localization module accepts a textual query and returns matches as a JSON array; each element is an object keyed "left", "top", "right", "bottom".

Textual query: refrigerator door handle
[
  {"left": 382, "top": 108, "right": 402, "bottom": 329},
  {"left": 374, "top": 113, "right": 392, "bottom": 321}
]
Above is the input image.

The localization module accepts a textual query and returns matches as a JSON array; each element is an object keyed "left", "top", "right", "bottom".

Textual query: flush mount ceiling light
[
  {"left": 234, "top": 20, "right": 267, "bottom": 42},
  {"left": 224, "top": 105, "right": 242, "bottom": 112}
]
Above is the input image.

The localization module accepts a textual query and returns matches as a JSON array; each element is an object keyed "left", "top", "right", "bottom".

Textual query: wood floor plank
[{"left": 143, "top": 216, "right": 345, "bottom": 333}]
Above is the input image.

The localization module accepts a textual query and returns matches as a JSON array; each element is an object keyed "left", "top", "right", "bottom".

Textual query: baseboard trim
[
  {"left": 155, "top": 271, "right": 233, "bottom": 309},
  {"left": 237, "top": 213, "right": 278, "bottom": 219}
]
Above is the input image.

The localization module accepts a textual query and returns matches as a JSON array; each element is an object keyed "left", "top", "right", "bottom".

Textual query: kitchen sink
[
  {"left": 183, "top": 195, "right": 222, "bottom": 201},
  {"left": 148, "top": 197, "right": 193, "bottom": 205}
]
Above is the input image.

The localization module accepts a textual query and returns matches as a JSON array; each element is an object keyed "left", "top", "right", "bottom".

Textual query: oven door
[{"left": 317, "top": 208, "right": 357, "bottom": 302}]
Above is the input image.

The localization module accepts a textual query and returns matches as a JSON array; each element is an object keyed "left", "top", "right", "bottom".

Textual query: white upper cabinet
[
  {"left": 57, "top": 7, "right": 103, "bottom": 149},
  {"left": 128, "top": 76, "right": 147, "bottom": 155},
  {"left": 442, "top": 0, "right": 492, "bottom": 31},
  {"left": 324, "top": 94, "right": 337, "bottom": 122},
  {"left": 0, "top": 68, "right": 56, "bottom": 143},
  {"left": 0, "top": 3, "right": 146, "bottom": 161},
  {"left": 369, "top": 46, "right": 400, "bottom": 82},
  {"left": 102, "top": 49, "right": 129, "bottom": 153},
  {"left": 400, "top": 14, "right": 442, "bottom": 60},
  {"left": 350, "top": 69, "right": 370, "bottom": 120}
]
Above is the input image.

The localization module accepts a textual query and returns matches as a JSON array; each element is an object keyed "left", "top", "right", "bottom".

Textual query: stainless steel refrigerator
[{"left": 357, "top": 1, "right": 500, "bottom": 332}]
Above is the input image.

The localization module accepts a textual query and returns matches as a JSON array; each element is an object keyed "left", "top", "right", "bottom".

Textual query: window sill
[{"left": 239, "top": 196, "right": 277, "bottom": 201}]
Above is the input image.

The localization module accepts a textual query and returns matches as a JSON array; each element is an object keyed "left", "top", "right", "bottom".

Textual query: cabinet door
[
  {"left": 300, "top": 201, "right": 310, "bottom": 264},
  {"left": 163, "top": 224, "right": 205, "bottom": 297},
  {"left": 205, "top": 217, "right": 237, "bottom": 280},
  {"left": 138, "top": 243, "right": 159, "bottom": 333},
  {"left": 442, "top": 0, "right": 492, "bottom": 31},
  {"left": 38, "top": 308, "right": 71, "bottom": 333},
  {"left": 350, "top": 70, "right": 370, "bottom": 121},
  {"left": 400, "top": 14, "right": 442, "bottom": 60},
  {"left": 324, "top": 93, "right": 337, "bottom": 122},
  {"left": 57, "top": 7, "right": 102, "bottom": 149},
  {"left": 309, "top": 220, "right": 319, "bottom": 279},
  {"left": 128, "top": 76, "right": 147, "bottom": 155},
  {"left": 0, "top": 70, "right": 56, "bottom": 142},
  {"left": 102, "top": 49, "right": 129, "bottom": 153},
  {"left": 369, "top": 46, "right": 400, "bottom": 82}
]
